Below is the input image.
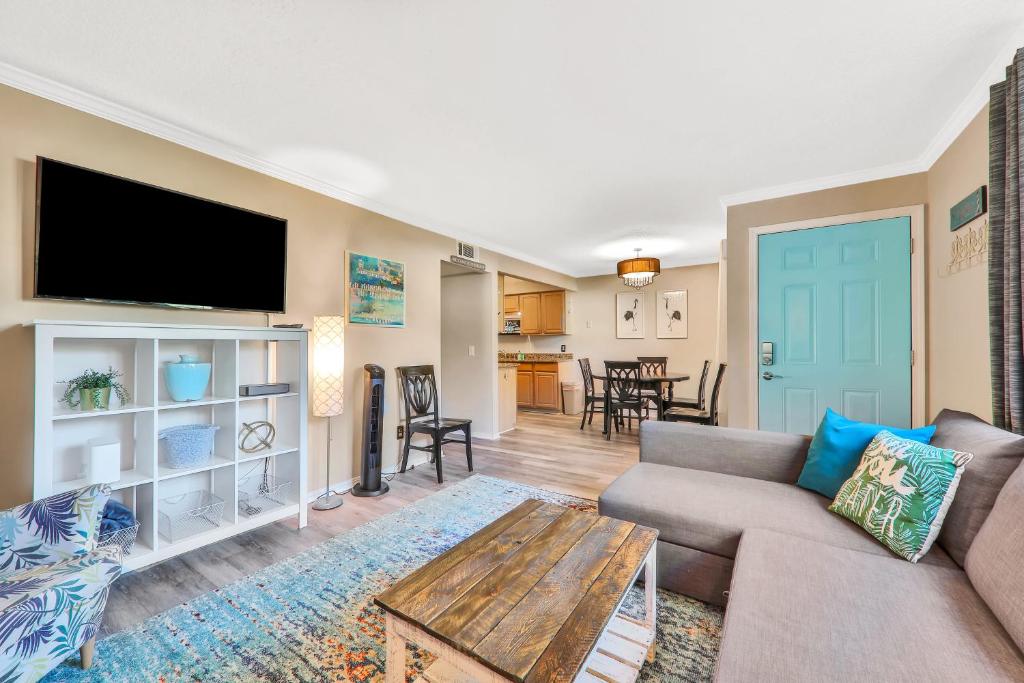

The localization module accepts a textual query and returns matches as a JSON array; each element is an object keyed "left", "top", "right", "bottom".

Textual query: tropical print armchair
[{"left": 0, "top": 485, "right": 121, "bottom": 682}]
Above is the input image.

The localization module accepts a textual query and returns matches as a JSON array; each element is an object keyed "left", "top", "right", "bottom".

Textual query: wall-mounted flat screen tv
[{"left": 34, "top": 157, "right": 288, "bottom": 313}]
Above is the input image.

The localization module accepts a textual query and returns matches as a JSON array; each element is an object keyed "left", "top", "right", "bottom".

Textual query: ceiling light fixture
[{"left": 617, "top": 248, "right": 661, "bottom": 289}]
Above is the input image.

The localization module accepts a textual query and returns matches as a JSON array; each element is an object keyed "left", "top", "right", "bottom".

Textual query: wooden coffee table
[{"left": 375, "top": 499, "right": 658, "bottom": 682}]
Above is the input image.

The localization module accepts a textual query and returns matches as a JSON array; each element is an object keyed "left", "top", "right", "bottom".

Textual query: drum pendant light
[{"left": 617, "top": 248, "right": 661, "bottom": 289}]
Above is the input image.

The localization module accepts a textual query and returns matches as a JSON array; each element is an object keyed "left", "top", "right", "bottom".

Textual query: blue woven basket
[{"left": 159, "top": 424, "right": 220, "bottom": 469}]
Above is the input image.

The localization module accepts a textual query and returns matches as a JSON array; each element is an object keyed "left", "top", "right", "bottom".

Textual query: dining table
[{"left": 591, "top": 370, "right": 690, "bottom": 434}]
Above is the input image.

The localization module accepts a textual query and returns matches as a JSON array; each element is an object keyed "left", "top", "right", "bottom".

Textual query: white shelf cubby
[{"left": 32, "top": 321, "right": 308, "bottom": 572}]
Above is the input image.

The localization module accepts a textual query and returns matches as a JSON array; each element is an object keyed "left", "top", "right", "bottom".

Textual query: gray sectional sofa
[{"left": 599, "top": 409, "right": 1024, "bottom": 680}]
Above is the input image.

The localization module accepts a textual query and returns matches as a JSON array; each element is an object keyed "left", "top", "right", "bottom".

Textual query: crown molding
[
  {"left": 721, "top": 23, "right": 1024, "bottom": 212},
  {"left": 916, "top": 24, "right": 1024, "bottom": 170},
  {"left": 0, "top": 61, "right": 580, "bottom": 278},
  {"left": 718, "top": 158, "right": 925, "bottom": 211},
  {"left": 6, "top": 20, "right": 1021, "bottom": 270}
]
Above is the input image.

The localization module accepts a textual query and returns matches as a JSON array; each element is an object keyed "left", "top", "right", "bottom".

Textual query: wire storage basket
[
  {"left": 158, "top": 491, "right": 225, "bottom": 544},
  {"left": 237, "top": 474, "right": 293, "bottom": 518},
  {"left": 97, "top": 522, "right": 140, "bottom": 555}
]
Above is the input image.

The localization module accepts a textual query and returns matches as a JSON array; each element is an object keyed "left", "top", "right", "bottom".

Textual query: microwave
[{"left": 502, "top": 318, "right": 521, "bottom": 334}]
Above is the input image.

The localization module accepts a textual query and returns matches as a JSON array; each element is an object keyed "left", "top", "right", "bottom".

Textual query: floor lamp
[{"left": 312, "top": 315, "right": 345, "bottom": 511}]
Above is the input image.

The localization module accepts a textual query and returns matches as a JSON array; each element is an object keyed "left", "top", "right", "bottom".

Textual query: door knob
[{"left": 762, "top": 371, "right": 781, "bottom": 380}]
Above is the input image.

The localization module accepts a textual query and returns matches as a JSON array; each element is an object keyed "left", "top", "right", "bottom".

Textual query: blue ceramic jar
[{"left": 165, "top": 354, "right": 212, "bottom": 402}]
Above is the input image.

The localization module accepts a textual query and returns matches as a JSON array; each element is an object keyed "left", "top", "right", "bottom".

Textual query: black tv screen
[{"left": 35, "top": 157, "right": 288, "bottom": 313}]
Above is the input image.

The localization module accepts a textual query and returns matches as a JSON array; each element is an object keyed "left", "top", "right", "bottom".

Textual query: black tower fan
[{"left": 352, "top": 364, "right": 389, "bottom": 497}]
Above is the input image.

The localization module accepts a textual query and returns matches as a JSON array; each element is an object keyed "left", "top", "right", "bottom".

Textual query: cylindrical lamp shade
[
  {"left": 312, "top": 316, "right": 345, "bottom": 417},
  {"left": 617, "top": 255, "right": 661, "bottom": 289}
]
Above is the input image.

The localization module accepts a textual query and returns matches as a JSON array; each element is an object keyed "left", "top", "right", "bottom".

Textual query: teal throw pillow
[
  {"left": 829, "top": 430, "right": 973, "bottom": 562},
  {"left": 797, "top": 408, "right": 936, "bottom": 498}
]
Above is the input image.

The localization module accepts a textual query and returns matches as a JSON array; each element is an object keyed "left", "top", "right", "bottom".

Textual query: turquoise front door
[{"left": 757, "top": 217, "right": 912, "bottom": 434}]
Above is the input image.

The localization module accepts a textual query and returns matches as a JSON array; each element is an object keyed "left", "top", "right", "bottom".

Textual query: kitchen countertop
[
  {"left": 498, "top": 352, "right": 574, "bottom": 363},
  {"left": 498, "top": 362, "right": 520, "bottom": 369}
]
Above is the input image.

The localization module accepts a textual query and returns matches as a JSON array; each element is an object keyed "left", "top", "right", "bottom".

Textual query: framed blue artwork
[{"left": 346, "top": 251, "right": 406, "bottom": 327}]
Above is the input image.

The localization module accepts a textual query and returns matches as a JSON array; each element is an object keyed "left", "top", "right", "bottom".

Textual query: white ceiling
[{"left": 2, "top": 2, "right": 1023, "bottom": 276}]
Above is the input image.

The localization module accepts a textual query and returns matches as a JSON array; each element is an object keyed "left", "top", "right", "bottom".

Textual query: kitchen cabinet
[
  {"left": 516, "top": 370, "right": 534, "bottom": 406},
  {"left": 519, "top": 293, "right": 541, "bottom": 334},
  {"left": 533, "top": 368, "right": 559, "bottom": 409},
  {"left": 505, "top": 290, "right": 568, "bottom": 335},
  {"left": 516, "top": 362, "right": 560, "bottom": 410},
  {"left": 541, "top": 291, "right": 565, "bottom": 334}
]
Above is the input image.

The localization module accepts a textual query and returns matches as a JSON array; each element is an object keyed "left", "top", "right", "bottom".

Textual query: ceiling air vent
[{"left": 457, "top": 241, "right": 478, "bottom": 260}]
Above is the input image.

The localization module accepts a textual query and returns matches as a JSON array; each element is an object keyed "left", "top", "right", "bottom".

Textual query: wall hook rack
[{"left": 940, "top": 219, "right": 987, "bottom": 278}]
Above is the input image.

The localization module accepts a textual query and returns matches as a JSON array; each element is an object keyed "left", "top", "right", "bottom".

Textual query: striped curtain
[{"left": 990, "top": 48, "right": 1024, "bottom": 432}]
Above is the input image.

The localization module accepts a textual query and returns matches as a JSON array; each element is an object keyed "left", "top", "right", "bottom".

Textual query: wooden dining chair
[
  {"left": 637, "top": 356, "right": 667, "bottom": 418},
  {"left": 664, "top": 363, "right": 726, "bottom": 426},
  {"left": 578, "top": 358, "right": 606, "bottom": 429},
  {"left": 396, "top": 365, "right": 473, "bottom": 483},
  {"left": 666, "top": 359, "right": 710, "bottom": 411},
  {"left": 604, "top": 361, "right": 646, "bottom": 439}
]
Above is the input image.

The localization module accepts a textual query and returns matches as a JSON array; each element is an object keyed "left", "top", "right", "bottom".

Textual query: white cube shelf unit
[{"left": 31, "top": 320, "right": 308, "bottom": 571}]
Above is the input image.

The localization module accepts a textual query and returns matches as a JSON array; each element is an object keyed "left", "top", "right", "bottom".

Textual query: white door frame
[{"left": 747, "top": 205, "right": 926, "bottom": 430}]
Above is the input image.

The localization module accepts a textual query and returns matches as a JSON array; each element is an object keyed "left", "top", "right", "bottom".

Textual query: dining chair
[
  {"left": 664, "top": 363, "right": 726, "bottom": 426},
  {"left": 666, "top": 359, "right": 710, "bottom": 411},
  {"left": 637, "top": 356, "right": 668, "bottom": 418},
  {"left": 604, "top": 361, "right": 646, "bottom": 439},
  {"left": 396, "top": 365, "right": 473, "bottom": 483},
  {"left": 578, "top": 358, "right": 606, "bottom": 429}
]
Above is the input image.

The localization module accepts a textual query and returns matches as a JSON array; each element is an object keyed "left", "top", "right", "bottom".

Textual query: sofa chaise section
[
  {"left": 716, "top": 528, "right": 1024, "bottom": 681},
  {"left": 600, "top": 413, "right": 1024, "bottom": 681}
]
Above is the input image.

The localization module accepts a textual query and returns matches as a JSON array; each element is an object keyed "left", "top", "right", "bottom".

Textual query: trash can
[{"left": 561, "top": 382, "right": 584, "bottom": 415}]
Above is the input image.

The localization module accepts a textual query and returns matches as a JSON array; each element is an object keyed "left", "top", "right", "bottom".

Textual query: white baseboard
[
  {"left": 305, "top": 453, "right": 431, "bottom": 503},
  {"left": 474, "top": 432, "right": 501, "bottom": 441},
  {"left": 306, "top": 434, "right": 496, "bottom": 503}
]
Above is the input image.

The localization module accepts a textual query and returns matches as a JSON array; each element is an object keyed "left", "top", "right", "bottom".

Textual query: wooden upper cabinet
[
  {"left": 519, "top": 293, "right": 541, "bottom": 334},
  {"left": 541, "top": 291, "right": 565, "bottom": 334},
  {"left": 503, "top": 294, "right": 520, "bottom": 314}
]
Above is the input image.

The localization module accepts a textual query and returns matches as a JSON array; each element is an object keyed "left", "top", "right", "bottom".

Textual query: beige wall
[
  {"left": 0, "top": 84, "right": 572, "bottom": 507},
  {"left": 441, "top": 271, "right": 499, "bottom": 436},
  {"left": 926, "top": 108, "right": 991, "bottom": 419},
  {"left": 725, "top": 107, "right": 992, "bottom": 428},
  {"left": 501, "top": 264, "right": 721, "bottom": 396}
]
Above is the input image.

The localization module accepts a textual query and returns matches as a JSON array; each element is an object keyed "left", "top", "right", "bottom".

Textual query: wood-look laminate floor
[{"left": 101, "top": 410, "right": 639, "bottom": 637}]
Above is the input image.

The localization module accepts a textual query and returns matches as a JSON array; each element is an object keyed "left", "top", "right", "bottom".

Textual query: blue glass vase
[{"left": 165, "top": 354, "right": 212, "bottom": 402}]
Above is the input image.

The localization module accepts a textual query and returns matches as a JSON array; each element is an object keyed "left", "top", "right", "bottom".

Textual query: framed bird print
[
  {"left": 656, "top": 289, "right": 687, "bottom": 339},
  {"left": 615, "top": 292, "right": 645, "bottom": 339}
]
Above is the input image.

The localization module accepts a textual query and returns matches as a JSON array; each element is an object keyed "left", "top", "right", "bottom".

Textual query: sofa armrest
[
  {"left": 639, "top": 421, "right": 810, "bottom": 483},
  {"left": 0, "top": 544, "right": 121, "bottom": 670}
]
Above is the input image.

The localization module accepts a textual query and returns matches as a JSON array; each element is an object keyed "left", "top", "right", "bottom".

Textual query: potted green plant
[{"left": 61, "top": 367, "right": 131, "bottom": 411}]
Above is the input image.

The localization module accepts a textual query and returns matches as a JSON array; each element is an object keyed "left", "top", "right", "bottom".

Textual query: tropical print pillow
[{"left": 829, "top": 430, "right": 973, "bottom": 562}]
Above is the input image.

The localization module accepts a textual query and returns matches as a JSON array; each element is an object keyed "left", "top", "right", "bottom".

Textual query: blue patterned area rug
[{"left": 46, "top": 475, "right": 722, "bottom": 682}]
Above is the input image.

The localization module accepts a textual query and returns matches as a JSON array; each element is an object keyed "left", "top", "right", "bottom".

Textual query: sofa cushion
[
  {"left": 932, "top": 409, "right": 1024, "bottom": 566},
  {"left": 716, "top": 529, "right": 1024, "bottom": 682},
  {"left": 797, "top": 407, "right": 936, "bottom": 498},
  {"left": 966, "top": 460, "right": 1024, "bottom": 652},
  {"left": 829, "top": 430, "right": 973, "bottom": 563},
  {"left": 597, "top": 462, "right": 954, "bottom": 566}
]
